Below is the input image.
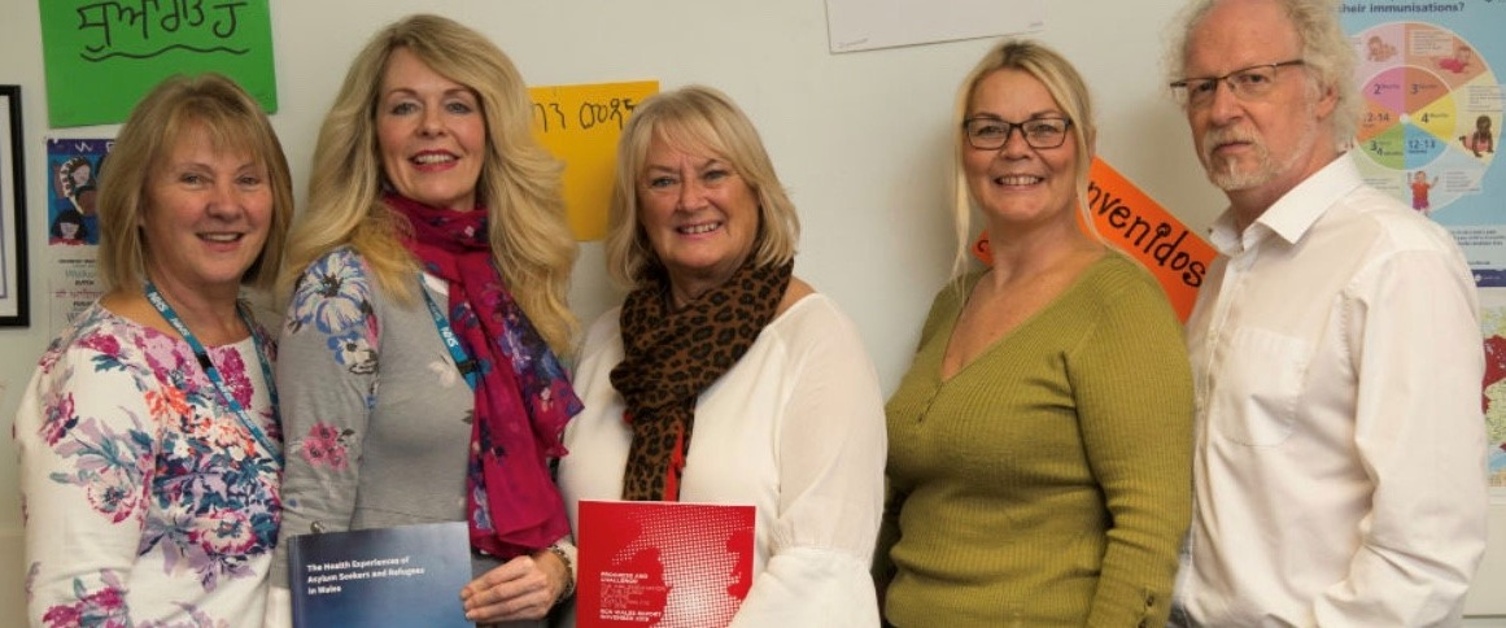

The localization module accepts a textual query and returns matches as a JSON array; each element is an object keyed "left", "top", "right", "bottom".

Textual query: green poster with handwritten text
[{"left": 39, "top": 0, "right": 277, "bottom": 127}]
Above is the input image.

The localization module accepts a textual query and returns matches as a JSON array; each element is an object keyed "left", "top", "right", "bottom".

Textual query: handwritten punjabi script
[
  {"left": 74, "top": 0, "right": 250, "bottom": 61},
  {"left": 40, "top": 0, "right": 276, "bottom": 126}
]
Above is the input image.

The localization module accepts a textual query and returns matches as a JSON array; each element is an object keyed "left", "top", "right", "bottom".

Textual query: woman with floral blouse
[
  {"left": 264, "top": 14, "right": 580, "bottom": 627},
  {"left": 14, "top": 73, "right": 293, "bottom": 626}
]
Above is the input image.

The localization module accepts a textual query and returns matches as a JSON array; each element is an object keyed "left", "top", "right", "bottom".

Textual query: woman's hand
[{"left": 460, "top": 549, "right": 569, "bottom": 623}]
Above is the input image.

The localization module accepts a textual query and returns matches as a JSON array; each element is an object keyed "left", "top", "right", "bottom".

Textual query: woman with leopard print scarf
[{"left": 556, "top": 85, "right": 888, "bottom": 627}]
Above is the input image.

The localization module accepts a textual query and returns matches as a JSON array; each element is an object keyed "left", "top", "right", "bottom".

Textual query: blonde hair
[
  {"left": 950, "top": 39, "right": 1098, "bottom": 275},
  {"left": 97, "top": 73, "right": 293, "bottom": 294},
  {"left": 278, "top": 13, "right": 577, "bottom": 353},
  {"left": 604, "top": 85, "right": 798, "bottom": 288},
  {"left": 1166, "top": 0, "right": 1360, "bottom": 145}
]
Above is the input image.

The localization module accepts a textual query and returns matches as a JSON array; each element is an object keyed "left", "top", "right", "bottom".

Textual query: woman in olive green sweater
[{"left": 875, "top": 39, "right": 1193, "bottom": 627}]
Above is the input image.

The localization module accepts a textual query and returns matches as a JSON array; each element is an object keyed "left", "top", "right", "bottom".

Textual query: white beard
[{"left": 1201, "top": 101, "right": 1319, "bottom": 192}]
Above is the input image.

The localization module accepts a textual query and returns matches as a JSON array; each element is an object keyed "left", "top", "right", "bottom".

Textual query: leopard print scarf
[{"left": 611, "top": 260, "right": 793, "bottom": 501}]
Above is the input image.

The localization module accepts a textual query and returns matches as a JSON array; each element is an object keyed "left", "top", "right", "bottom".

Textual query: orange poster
[{"left": 973, "top": 158, "right": 1214, "bottom": 321}]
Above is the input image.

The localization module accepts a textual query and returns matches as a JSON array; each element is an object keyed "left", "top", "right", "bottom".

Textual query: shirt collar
[{"left": 1206, "top": 153, "right": 1365, "bottom": 254}]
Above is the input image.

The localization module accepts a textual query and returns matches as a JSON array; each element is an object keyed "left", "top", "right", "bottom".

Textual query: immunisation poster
[
  {"left": 1342, "top": 1, "right": 1506, "bottom": 498},
  {"left": 1482, "top": 290, "right": 1506, "bottom": 499}
]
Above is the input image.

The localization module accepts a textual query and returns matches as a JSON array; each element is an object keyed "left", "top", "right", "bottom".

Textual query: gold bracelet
[{"left": 547, "top": 543, "right": 575, "bottom": 604}]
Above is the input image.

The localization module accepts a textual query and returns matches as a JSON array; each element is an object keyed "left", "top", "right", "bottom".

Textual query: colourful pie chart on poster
[{"left": 1353, "top": 21, "right": 1499, "bottom": 216}]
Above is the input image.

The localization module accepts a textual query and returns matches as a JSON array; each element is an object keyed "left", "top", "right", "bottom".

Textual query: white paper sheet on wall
[{"left": 824, "top": 0, "right": 1044, "bottom": 53}]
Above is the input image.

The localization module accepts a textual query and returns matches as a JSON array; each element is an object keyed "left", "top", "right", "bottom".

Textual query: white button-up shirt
[{"left": 1176, "top": 154, "right": 1489, "bottom": 627}]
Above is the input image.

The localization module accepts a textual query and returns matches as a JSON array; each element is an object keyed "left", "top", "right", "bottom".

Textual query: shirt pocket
[{"left": 1211, "top": 327, "right": 1310, "bottom": 447}]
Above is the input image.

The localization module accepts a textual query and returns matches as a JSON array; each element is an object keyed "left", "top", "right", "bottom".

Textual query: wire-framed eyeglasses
[
  {"left": 962, "top": 116, "right": 1073, "bottom": 150},
  {"left": 1169, "top": 59, "right": 1306, "bottom": 107}
]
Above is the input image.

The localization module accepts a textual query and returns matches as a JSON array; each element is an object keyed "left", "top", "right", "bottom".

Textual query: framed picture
[{"left": 1, "top": 85, "right": 29, "bottom": 327}]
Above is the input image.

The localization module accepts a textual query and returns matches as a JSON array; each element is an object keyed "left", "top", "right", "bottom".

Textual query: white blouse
[{"left": 558, "top": 293, "right": 887, "bottom": 627}]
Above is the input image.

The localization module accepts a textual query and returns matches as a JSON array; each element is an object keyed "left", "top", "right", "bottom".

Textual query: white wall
[{"left": 0, "top": 0, "right": 1500, "bottom": 624}]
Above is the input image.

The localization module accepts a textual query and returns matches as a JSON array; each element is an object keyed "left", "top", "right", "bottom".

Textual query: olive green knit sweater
[{"left": 877, "top": 253, "right": 1193, "bottom": 627}]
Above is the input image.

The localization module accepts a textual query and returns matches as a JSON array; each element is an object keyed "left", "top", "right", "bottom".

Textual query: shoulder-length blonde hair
[
  {"left": 604, "top": 85, "right": 798, "bottom": 288},
  {"left": 278, "top": 13, "right": 577, "bottom": 353},
  {"left": 950, "top": 39, "right": 1098, "bottom": 275},
  {"left": 97, "top": 73, "right": 294, "bottom": 294}
]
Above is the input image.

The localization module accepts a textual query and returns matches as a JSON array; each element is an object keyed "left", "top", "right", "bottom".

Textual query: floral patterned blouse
[
  {"left": 14, "top": 300, "right": 281, "bottom": 628},
  {"left": 268, "top": 247, "right": 502, "bottom": 591},
  {"left": 266, "top": 246, "right": 546, "bottom": 626}
]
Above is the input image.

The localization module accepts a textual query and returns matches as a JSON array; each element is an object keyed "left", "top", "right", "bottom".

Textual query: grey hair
[{"left": 1165, "top": 0, "right": 1359, "bottom": 145}]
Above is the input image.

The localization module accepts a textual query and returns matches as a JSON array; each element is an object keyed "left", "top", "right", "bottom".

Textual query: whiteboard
[{"left": 0, "top": 0, "right": 1499, "bottom": 621}]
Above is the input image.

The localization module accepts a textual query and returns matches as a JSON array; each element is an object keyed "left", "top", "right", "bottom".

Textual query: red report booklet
[{"left": 576, "top": 500, "right": 756, "bottom": 628}]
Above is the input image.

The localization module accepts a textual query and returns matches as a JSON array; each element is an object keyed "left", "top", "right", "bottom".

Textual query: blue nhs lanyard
[
  {"left": 420, "top": 276, "right": 480, "bottom": 391},
  {"left": 144, "top": 281, "right": 282, "bottom": 465}
]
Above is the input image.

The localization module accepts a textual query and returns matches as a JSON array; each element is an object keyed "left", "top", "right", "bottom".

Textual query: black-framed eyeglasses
[
  {"left": 962, "top": 116, "right": 1073, "bottom": 150},
  {"left": 1169, "top": 59, "right": 1306, "bottom": 107}
]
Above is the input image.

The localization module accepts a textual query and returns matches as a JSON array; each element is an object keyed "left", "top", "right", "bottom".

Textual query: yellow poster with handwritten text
[{"left": 530, "top": 81, "right": 659, "bottom": 241}]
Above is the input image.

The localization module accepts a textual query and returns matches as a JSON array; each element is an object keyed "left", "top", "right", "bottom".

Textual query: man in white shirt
[{"left": 1164, "top": 0, "right": 1490, "bottom": 625}]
